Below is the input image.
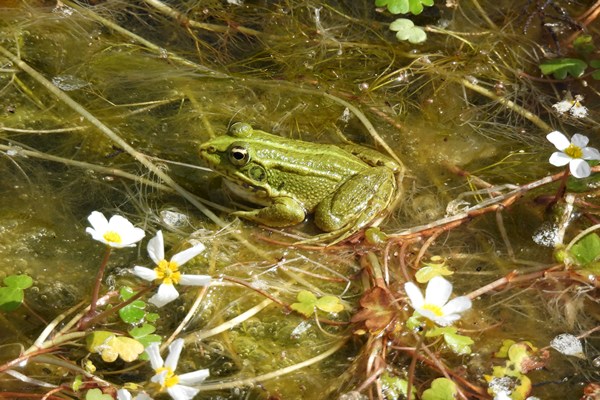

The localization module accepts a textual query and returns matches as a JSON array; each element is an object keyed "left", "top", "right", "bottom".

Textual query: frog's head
[{"left": 199, "top": 122, "right": 270, "bottom": 190}]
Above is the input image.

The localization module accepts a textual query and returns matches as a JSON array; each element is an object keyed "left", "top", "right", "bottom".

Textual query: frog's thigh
[
  {"left": 232, "top": 196, "right": 306, "bottom": 227},
  {"left": 314, "top": 167, "right": 395, "bottom": 232}
]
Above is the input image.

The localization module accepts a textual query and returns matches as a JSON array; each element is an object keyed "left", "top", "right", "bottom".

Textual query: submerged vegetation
[{"left": 1, "top": 0, "right": 600, "bottom": 399}]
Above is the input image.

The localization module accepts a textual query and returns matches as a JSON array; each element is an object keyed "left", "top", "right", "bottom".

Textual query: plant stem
[{"left": 88, "top": 246, "right": 112, "bottom": 317}]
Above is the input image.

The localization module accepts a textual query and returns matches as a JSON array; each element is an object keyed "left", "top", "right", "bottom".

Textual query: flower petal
[
  {"left": 120, "top": 227, "right": 146, "bottom": 247},
  {"left": 145, "top": 342, "right": 163, "bottom": 370},
  {"left": 425, "top": 276, "right": 452, "bottom": 306},
  {"left": 582, "top": 147, "right": 600, "bottom": 161},
  {"left": 151, "top": 369, "right": 167, "bottom": 386},
  {"left": 132, "top": 266, "right": 157, "bottom": 282},
  {"left": 571, "top": 133, "right": 589, "bottom": 148},
  {"left": 178, "top": 369, "right": 210, "bottom": 386},
  {"left": 546, "top": 131, "right": 570, "bottom": 150},
  {"left": 549, "top": 152, "right": 571, "bottom": 167},
  {"left": 167, "top": 385, "right": 199, "bottom": 400},
  {"left": 147, "top": 231, "right": 165, "bottom": 265},
  {"left": 433, "top": 313, "right": 461, "bottom": 327},
  {"left": 404, "top": 282, "right": 424, "bottom": 309},
  {"left": 87, "top": 211, "right": 108, "bottom": 232},
  {"left": 171, "top": 243, "right": 205, "bottom": 266},
  {"left": 149, "top": 283, "right": 180, "bottom": 308},
  {"left": 165, "top": 338, "right": 184, "bottom": 371},
  {"left": 441, "top": 296, "right": 472, "bottom": 315},
  {"left": 179, "top": 274, "right": 211, "bottom": 286},
  {"left": 570, "top": 159, "right": 591, "bottom": 178},
  {"left": 116, "top": 389, "right": 132, "bottom": 400},
  {"left": 135, "top": 392, "right": 154, "bottom": 400}
]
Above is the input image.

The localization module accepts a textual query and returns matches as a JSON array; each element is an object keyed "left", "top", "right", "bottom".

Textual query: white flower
[
  {"left": 86, "top": 211, "right": 145, "bottom": 248},
  {"left": 146, "top": 339, "right": 209, "bottom": 400},
  {"left": 552, "top": 95, "right": 588, "bottom": 119},
  {"left": 547, "top": 131, "right": 600, "bottom": 178},
  {"left": 116, "top": 389, "right": 153, "bottom": 400},
  {"left": 404, "top": 276, "right": 472, "bottom": 326},
  {"left": 133, "top": 231, "right": 211, "bottom": 307}
]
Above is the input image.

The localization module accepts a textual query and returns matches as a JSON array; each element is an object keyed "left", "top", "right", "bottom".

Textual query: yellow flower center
[
  {"left": 155, "top": 367, "right": 179, "bottom": 390},
  {"left": 422, "top": 303, "right": 443, "bottom": 317},
  {"left": 103, "top": 231, "right": 122, "bottom": 244},
  {"left": 154, "top": 260, "right": 181, "bottom": 285},
  {"left": 565, "top": 143, "right": 583, "bottom": 159}
]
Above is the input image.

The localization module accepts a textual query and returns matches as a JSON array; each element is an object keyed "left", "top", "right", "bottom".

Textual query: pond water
[{"left": 0, "top": 1, "right": 599, "bottom": 399}]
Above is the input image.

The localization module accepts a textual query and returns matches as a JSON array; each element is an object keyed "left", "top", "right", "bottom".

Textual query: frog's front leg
[
  {"left": 231, "top": 196, "right": 306, "bottom": 228},
  {"left": 314, "top": 166, "right": 396, "bottom": 233}
]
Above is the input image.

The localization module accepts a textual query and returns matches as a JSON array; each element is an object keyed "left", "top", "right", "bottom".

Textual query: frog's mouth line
[{"left": 223, "top": 179, "right": 271, "bottom": 206}]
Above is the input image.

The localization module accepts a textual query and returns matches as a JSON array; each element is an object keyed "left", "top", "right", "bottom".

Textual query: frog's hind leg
[{"left": 312, "top": 166, "right": 396, "bottom": 244}]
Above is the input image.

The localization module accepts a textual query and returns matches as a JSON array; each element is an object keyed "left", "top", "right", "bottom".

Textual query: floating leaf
[
  {"left": 86, "top": 331, "right": 144, "bottom": 363},
  {"left": 85, "top": 389, "right": 113, "bottom": 400},
  {"left": 381, "top": 372, "right": 414, "bottom": 399},
  {"left": 573, "top": 35, "right": 595, "bottom": 57},
  {"left": 350, "top": 287, "right": 396, "bottom": 333},
  {"left": 129, "top": 323, "right": 161, "bottom": 361},
  {"left": 539, "top": 58, "right": 587, "bottom": 79},
  {"left": 422, "top": 377, "right": 458, "bottom": 400},
  {"left": 425, "top": 326, "right": 473, "bottom": 355},
  {"left": 376, "top": 0, "right": 434, "bottom": 15},
  {"left": 0, "top": 274, "right": 33, "bottom": 312},
  {"left": 569, "top": 233, "right": 600, "bottom": 267},
  {"left": 315, "top": 295, "right": 344, "bottom": 313},
  {"left": 591, "top": 60, "right": 600, "bottom": 80},
  {"left": 118, "top": 286, "right": 147, "bottom": 324},
  {"left": 389, "top": 18, "right": 427, "bottom": 44},
  {"left": 291, "top": 290, "right": 318, "bottom": 317},
  {"left": 416, "top": 256, "right": 453, "bottom": 283}
]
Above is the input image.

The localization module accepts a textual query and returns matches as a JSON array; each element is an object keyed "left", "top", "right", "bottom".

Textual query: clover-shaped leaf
[
  {"left": 381, "top": 372, "right": 415, "bottom": 399},
  {"left": 416, "top": 256, "right": 453, "bottom": 283},
  {"left": 350, "top": 287, "right": 396, "bottom": 332},
  {"left": 86, "top": 331, "right": 144, "bottom": 362},
  {"left": 118, "top": 286, "right": 158, "bottom": 324},
  {"left": 390, "top": 18, "right": 427, "bottom": 44},
  {"left": 422, "top": 377, "right": 458, "bottom": 400},
  {"left": 570, "top": 233, "right": 600, "bottom": 269},
  {"left": 539, "top": 58, "right": 587, "bottom": 79},
  {"left": 85, "top": 389, "right": 113, "bottom": 400},
  {"left": 129, "top": 323, "right": 161, "bottom": 361},
  {"left": 0, "top": 274, "right": 33, "bottom": 312},
  {"left": 376, "top": 0, "right": 434, "bottom": 15},
  {"left": 425, "top": 326, "right": 474, "bottom": 355},
  {"left": 290, "top": 290, "right": 344, "bottom": 317}
]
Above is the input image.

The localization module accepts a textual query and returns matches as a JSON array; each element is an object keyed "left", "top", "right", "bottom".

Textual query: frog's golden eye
[{"left": 228, "top": 145, "right": 250, "bottom": 166}]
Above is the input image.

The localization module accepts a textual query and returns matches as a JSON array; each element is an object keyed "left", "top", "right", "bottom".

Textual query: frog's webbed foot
[{"left": 231, "top": 196, "right": 306, "bottom": 228}]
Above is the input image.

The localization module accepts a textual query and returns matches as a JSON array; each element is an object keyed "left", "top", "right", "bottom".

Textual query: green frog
[{"left": 199, "top": 122, "right": 402, "bottom": 243}]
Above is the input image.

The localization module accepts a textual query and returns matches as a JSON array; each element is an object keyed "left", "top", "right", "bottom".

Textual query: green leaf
[
  {"left": 0, "top": 274, "right": 33, "bottom": 312},
  {"left": 0, "top": 286, "right": 24, "bottom": 312},
  {"left": 389, "top": 18, "right": 427, "bottom": 44},
  {"left": 539, "top": 58, "right": 587, "bottom": 79},
  {"left": 291, "top": 290, "right": 317, "bottom": 317},
  {"left": 72, "top": 375, "right": 83, "bottom": 391},
  {"left": 118, "top": 287, "right": 147, "bottom": 324},
  {"left": 442, "top": 331, "right": 474, "bottom": 355},
  {"left": 315, "top": 295, "right": 344, "bottom": 313},
  {"left": 569, "top": 233, "right": 600, "bottom": 266},
  {"left": 416, "top": 256, "right": 453, "bottom": 283},
  {"left": 85, "top": 388, "right": 113, "bottom": 400},
  {"left": 4, "top": 275, "right": 33, "bottom": 289},
  {"left": 422, "top": 377, "right": 458, "bottom": 400},
  {"left": 376, "top": 0, "right": 434, "bottom": 15},
  {"left": 573, "top": 35, "right": 595, "bottom": 57},
  {"left": 591, "top": 60, "right": 600, "bottom": 80},
  {"left": 129, "top": 323, "right": 161, "bottom": 360},
  {"left": 381, "top": 372, "right": 415, "bottom": 399}
]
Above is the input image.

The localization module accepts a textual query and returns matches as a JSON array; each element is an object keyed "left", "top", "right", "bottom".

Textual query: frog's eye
[{"left": 228, "top": 145, "right": 250, "bottom": 166}]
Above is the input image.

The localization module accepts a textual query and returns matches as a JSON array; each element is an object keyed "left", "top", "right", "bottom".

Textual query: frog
[{"left": 198, "top": 122, "right": 402, "bottom": 243}]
